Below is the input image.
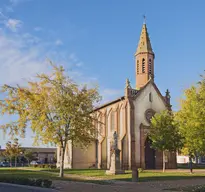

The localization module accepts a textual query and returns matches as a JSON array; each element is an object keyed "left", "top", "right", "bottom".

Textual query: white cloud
[
  {"left": 10, "top": 0, "right": 31, "bottom": 6},
  {"left": 75, "top": 62, "right": 83, "bottom": 67},
  {"left": 5, "top": 18, "right": 22, "bottom": 32},
  {"left": 100, "top": 88, "right": 123, "bottom": 104},
  {"left": 5, "top": 6, "right": 14, "bottom": 13},
  {"left": 68, "top": 53, "right": 83, "bottom": 67},
  {"left": 55, "top": 39, "right": 63, "bottom": 46},
  {"left": 0, "top": 33, "right": 49, "bottom": 85},
  {"left": 34, "top": 26, "right": 43, "bottom": 32}
]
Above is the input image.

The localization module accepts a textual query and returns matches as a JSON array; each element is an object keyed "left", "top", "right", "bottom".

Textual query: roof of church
[
  {"left": 135, "top": 23, "right": 154, "bottom": 56},
  {"left": 136, "top": 78, "right": 168, "bottom": 107},
  {"left": 94, "top": 79, "right": 168, "bottom": 112},
  {"left": 94, "top": 96, "right": 125, "bottom": 111}
]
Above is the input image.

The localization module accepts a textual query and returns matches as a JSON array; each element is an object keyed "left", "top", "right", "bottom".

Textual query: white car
[{"left": 30, "top": 160, "right": 40, "bottom": 165}]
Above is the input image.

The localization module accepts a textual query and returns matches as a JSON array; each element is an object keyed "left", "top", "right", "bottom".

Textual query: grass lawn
[
  {"left": 1, "top": 168, "right": 205, "bottom": 184},
  {"left": 0, "top": 168, "right": 112, "bottom": 185}
]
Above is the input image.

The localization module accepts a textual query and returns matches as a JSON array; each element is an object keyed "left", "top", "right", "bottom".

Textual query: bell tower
[{"left": 135, "top": 18, "right": 155, "bottom": 89}]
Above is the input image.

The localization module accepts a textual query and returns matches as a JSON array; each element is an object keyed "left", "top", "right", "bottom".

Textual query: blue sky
[{"left": 0, "top": 0, "right": 205, "bottom": 148}]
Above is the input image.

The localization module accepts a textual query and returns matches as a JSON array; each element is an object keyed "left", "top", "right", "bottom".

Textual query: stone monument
[{"left": 106, "top": 131, "right": 125, "bottom": 175}]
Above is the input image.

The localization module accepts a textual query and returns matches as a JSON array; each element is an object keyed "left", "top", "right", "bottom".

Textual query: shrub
[
  {"left": 32, "top": 164, "right": 56, "bottom": 169},
  {"left": 0, "top": 176, "right": 52, "bottom": 188},
  {"left": 42, "top": 179, "right": 52, "bottom": 188},
  {"left": 138, "top": 168, "right": 144, "bottom": 173}
]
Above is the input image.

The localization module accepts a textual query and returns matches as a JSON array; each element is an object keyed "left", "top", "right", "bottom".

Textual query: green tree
[
  {"left": 3, "top": 139, "right": 21, "bottom": 167},
  {"left": 149, "top": 110, "right": 183, "bottom": 172},
  {"left": 0, "top": 62, "right": 101, "bottom": 177},
  {"left": 3, "top": 141, "right": 13, "bottom": 167},
  {"left": 23, "top": 150, "right": 34, "bottom": 165},
  {"left": 176, "top": 73, "right": 205, "bottom": 173},
  {"left": 53, "top": 150, "right": 57, "bottom": 163}
]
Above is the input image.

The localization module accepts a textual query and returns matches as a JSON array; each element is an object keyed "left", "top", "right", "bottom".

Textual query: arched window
[
  {"left": 111, "top": 111, "right": 115, "bottom": 132},
  {"left": 149, "top": 59, "right": 152, "bottom": 75},
  {"left": 137, "top": 60, "right": 139, "bottom": 74},
  {"left": 119, "top": 108, "right": 123, "bottom": 135},
  {"left": 142, "top": 58, "right": 145, "bottom": 73}
]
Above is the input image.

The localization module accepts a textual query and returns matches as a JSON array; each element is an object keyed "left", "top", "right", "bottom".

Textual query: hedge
[
  {"left": 0, "top": 176, "right": 52, "bottom": 188},
  {"left": 32, "top": 164, "right": 56, "bottom": 169}
]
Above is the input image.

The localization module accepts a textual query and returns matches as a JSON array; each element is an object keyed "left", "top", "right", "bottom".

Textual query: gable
[{"left": 133, "top": 81, "right": 167, "bottom": 127}]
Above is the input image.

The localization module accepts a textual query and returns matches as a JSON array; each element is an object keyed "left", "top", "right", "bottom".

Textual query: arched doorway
[{"left": 144, "top": 137, "right": 155, "bottom": 169}]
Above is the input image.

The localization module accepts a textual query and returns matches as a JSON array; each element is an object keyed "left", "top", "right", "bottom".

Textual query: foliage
[
  {"left": 175, "top": 78, "right": 205, "bottom": 157},
  {"left": 23, "top": 149, "right": 34, "bottom": 164},
  {"left": 138, "top": 168, "right": 144, "bottom": 173},
  {"left": 149, "top": 110, "right": 183, "bottom": 152},
  {"left": 32, "top": 164, "right": 56, "bottom": 169},
  {"left": 3, "top": 138, "right": 22, "bottom": 167},
  {"left": 0, "top": 62, "right": 101, "bottom": 177},
  {"left": 149, "top": 110, "right": 183, "bottom": 171}
]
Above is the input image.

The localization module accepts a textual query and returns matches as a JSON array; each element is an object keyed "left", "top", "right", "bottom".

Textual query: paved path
[
  {"left": 0, "top": 183, "right": 58, "bottom": 192},
  {"left": 53, "top": 178, "right": 205, "bottom": 192}
]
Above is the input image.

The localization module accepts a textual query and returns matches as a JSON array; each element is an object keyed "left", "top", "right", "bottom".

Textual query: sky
[{"left": 0, "top": 0, "right": 205, "bottom": 148}]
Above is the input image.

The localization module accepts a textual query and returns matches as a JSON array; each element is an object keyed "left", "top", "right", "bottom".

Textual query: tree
[
  {"left": 53, "top": 150, "right": 57, "bottom": 163},
  {"left": 23, "top": 150, "right": 34, "bottom": 165},
  {"left": 0, "top": 62, "right": 101, "bottom": 177},
  {"left": 149, "top": 110, "right": 183, "bottom": 172},
  {"left": 3, "top": 141, "right": 13, "bottom": 167},
  {"left": 175, "top": 73, "right": 205, "bottom": 173},
  {"left": 3, "top": 139, "right": 21, "bottom": 167}
]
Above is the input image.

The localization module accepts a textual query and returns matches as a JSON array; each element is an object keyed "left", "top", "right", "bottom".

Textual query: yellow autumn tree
[
  {"left": 0, "top": 62, "right": 101, "bottom": 177},
  {"left": 176, "top": 72, "right": 205, "bottom": 173}
]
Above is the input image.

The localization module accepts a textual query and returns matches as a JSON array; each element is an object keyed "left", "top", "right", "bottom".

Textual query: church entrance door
[{"left": 144, "top": 137, "right": 155, "bottom": 169}]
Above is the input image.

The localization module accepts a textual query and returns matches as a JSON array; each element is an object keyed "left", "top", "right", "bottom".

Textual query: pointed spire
[
  {"left": 125, "top": 78, "right": 131, "bottom": 88},
  {"left": 135, "top": 20, "right": 154, "bottom": 56},
  {"left": 165, "top": 89, "right": 171, "bottom": 99}
]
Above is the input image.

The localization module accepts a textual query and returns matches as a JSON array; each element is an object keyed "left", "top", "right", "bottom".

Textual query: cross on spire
[{"left": 143, "top": 14, "right": 146, "bottom": 24}]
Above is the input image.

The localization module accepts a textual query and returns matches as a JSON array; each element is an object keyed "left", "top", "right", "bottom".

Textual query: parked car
[
  {"left": 30, "top": 161, "right": 40, "bottom": 165},
  {"left": 0, "top": 162, "right": 9, "bottom": 167}
]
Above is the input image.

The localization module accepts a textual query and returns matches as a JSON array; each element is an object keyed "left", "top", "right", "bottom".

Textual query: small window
[
  {"left": 149, "top": 92, "right": 152, "bottom": 102},
  {"left": 142, "top": 58, "right": 145, "bottom": 73},
  {"left": 149, "top": 59, "right": 152, "bottom": 75},
  {"left": 137, "top": 60, "right": 139, "bottom": 74}
]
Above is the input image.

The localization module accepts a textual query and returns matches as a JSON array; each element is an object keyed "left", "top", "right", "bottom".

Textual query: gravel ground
[{"left": 53, "top": 178, "right": 205, "bottom": 192}]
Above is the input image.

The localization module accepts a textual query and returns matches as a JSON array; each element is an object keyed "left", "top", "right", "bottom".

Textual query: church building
[{"left": 57, "top": 21, "right": 177, "bottom": 170}]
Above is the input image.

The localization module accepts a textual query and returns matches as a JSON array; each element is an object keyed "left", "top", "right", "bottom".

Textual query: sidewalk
[{"left": 53, "top": 178, "right": 205, "bottom": 192}]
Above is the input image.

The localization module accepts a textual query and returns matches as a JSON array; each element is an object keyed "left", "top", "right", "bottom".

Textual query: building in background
[{"left": 0, "top": 147, "right": 56, "bottom": 164}]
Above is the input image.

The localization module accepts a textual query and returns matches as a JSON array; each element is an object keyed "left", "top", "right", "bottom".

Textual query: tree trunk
[
  {"left": 15, "top": 156, "right": 17, "bottom": 167},
  {"left": 189, "top": 156, "right": 193, "bottom": 174},
  {"left": 59, "top": 147, "right": 65, "bottom": 178},
  {"left": 163, "top": 151, "right": 166, "bottom": 173},
  {"left": 10, "top": 158, "right": 12, "bottom": 167}
]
